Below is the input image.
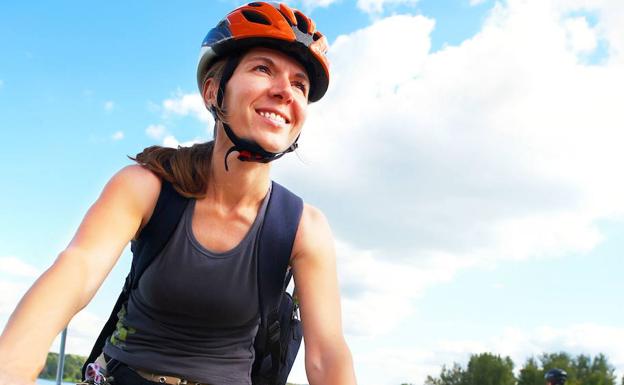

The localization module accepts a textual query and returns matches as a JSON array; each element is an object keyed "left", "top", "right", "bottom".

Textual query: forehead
[{"left": 240, "top": 47, "right": 309, "bottom": 80}]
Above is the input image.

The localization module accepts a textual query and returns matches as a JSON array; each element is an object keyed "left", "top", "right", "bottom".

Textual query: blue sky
[{"left": 2, "top": 1, "right": 624, "bottom": 384}]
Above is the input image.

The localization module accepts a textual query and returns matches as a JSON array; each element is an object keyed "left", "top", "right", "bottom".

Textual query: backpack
[{"left": 82, "top": 180, "right": 304, "bottom": 385}]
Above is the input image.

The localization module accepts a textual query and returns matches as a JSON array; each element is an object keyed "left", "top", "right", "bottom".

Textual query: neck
[{"left": 206, "top": 133, "right": 271, "bottom": 209}]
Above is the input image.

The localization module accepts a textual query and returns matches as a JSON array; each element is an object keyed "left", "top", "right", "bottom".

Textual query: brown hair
[{"left": 130, "top": 59, "right": 229, "bottom": 199}]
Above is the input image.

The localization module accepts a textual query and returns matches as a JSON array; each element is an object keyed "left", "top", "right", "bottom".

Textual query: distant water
[{"left": 36, "top": 378, "right": 76, "bottom": 385}]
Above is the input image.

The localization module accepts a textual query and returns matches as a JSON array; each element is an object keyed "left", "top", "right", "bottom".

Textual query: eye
[
  {"left": 254, "top": 64, "right": 271, "bottom": 74},
  {"left": 293, "top": 81, "right": 308, "bottom": 94}
]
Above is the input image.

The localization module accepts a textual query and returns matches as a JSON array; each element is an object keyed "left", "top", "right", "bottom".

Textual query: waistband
[{"left": 105, "top": 356, "right": 212, "bottom": 385}]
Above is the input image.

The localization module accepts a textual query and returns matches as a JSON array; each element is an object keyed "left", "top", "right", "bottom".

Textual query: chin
[
  {"left": 259, "top": 141, "right": 291, "bottom": 154},
  {"left": 255, "top": 133, "right": 297, "bottom": 154}
]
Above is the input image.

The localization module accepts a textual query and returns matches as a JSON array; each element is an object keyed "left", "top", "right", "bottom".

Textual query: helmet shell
[
  {"left": 544, "top": 368, "right": 567, "bottom": 385},
  {"left": 197, "top": 2, "right": 330, "bottom": 102}
]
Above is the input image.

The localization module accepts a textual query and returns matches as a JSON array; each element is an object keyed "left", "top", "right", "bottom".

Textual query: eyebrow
[{"left": 247, "top": 55, "right": 310, "bottom": 83}]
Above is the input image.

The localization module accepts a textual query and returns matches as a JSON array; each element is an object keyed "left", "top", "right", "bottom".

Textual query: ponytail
[{"left": 130, "top": 141, "right": 214, "bottom": 198}]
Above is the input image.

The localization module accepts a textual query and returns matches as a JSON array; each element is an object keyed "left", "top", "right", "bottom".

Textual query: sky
[{"left": 1, "top": 0, "right": 624, "bottom": 384}]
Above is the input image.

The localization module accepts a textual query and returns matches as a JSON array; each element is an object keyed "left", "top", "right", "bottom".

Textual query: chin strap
[
  {"left": 221, "top": 123, "right": 299, "bottom": 171},
  {"left": 213, "top": 55, "right": 300, "bottom": 172}
]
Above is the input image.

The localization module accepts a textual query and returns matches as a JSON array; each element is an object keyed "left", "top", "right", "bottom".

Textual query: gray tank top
[{"left": 103, "top": 190, "right": 270, "bottom": 385}]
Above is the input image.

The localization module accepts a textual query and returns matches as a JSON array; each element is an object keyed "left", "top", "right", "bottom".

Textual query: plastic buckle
[
  {"left": 268, "top": 321, "right": 280, "bottom": 344},
  {"left": 268, "top": 321, "right": 280, "bottom": 334}
]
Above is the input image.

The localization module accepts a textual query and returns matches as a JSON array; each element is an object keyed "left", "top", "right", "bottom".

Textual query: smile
[{"left": 256, "top": 109, "right": 290, "bottom": 125}]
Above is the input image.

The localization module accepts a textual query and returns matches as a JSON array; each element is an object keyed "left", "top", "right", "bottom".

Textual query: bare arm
[
  {"left": 290, "top": 204, "right": 357, "bottom": 385},
  {"left": 0, "top": 165, "right": 160, "bottom": 381}
]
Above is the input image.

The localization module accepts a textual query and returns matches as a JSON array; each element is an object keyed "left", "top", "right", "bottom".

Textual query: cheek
[
  {"left": 223, "top": 91, "right": 254, "bottom": 125},
  {"left": 223, "top": 77, "right": 257, "bottom": 112},
  {"left": 294, "top": 101, "right": 308, "bottom": 129}
]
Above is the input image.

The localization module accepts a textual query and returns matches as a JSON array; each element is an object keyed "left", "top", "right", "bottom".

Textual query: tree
[
  {"left": 39, "top": 353, "right": 59, "bottom": 379},
  {"left": 427, "top": 351, "right": 620, "bottom": 385},
  {"left": 518, "top": 357, "right": 543, "bottom": 385},
  {"left": 462, "top": 353, "right": 515, "bottom": 385},
  {"left": 518, "top": 352, "right": 617, "bottom": 385},
  {"left": 38, "top": 352, "right": 86, "bottom": 382},
  {"left": 424, "top": 363, "right": 464, "bottom": 385},
  {"left": 540, "top": 352, "right": 577, "bottom": 385},
  {"left": 583, "top": 353, "right": 616, "bottom": 385},
  {"left": 576, "top": 354, "right": 592, "bottom": 384},
  {"left": 61, "top": 354, "right": 85, "bottom": 382}
]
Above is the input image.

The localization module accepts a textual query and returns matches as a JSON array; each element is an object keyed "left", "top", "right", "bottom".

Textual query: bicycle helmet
[
  {"left": 196, "top": 2, "right": 330, "bottom": 169},
  {"left": 544, "top": 368, "right": 567, "bottom": 385},
  {"left": 198, "top": 2, "right": 329, "bottom": 102}
]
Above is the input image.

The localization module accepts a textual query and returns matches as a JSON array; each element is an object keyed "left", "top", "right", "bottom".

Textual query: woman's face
[{"left": 219, "top": 47, "right": 310, "bottom": 154}]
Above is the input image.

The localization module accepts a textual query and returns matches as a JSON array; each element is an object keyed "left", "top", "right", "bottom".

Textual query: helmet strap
[{"left": 214, "top": 55, "right": 300, "bottom": 172}]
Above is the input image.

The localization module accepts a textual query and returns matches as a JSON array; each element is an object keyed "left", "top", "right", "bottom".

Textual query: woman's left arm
[{"left": 290, "top": 204, "right": 357, "bottom": 385}]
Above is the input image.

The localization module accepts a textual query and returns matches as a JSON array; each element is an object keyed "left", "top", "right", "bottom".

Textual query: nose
[{"left": 270, "top": 74, "right": 294, "bottom": 103}]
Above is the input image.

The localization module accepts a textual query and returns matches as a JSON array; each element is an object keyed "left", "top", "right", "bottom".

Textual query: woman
[{"left": 0, "top": 2, "right": 356, "bottom": 385}]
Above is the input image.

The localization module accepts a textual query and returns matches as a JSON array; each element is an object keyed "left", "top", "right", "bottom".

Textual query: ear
[{"left": 202, "top": 77, "right": 218, "bottom": 109}]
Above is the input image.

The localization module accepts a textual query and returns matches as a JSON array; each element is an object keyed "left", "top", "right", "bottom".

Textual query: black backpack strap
[
  {"left": 129, "top": 181, "right": 190, "bottom": 289},
  {"left": 252, "top": 181, "right": 303, "bottom": 383},
  {"left": 81, "top": 180, "right": 189, "bottom": 378}
]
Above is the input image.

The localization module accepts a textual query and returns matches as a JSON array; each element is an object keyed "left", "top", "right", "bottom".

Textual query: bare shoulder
[
  {"left": 102, "top": 165, "right": 162, "bottom": 235},
  {"left": 291, "top": 203, "right": 334, "bottom": 265},
  {"left": 299, "top": 203, "right": 331, "bottom": 234},
  {"left": 109, "top": 164, "right": 161, "bottom": 193}
]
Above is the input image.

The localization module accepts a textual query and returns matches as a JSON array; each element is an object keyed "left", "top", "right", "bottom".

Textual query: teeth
[{"left": 259, "top": 111, "right": 286, "bottom": 124}]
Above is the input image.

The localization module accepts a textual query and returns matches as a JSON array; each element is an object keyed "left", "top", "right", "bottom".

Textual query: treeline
[
  {"left": 39, "top": 352, "right": 86, "bottom": 382},
  {"left": 417, "top": 351, "right": 623, "bottom": 385}
]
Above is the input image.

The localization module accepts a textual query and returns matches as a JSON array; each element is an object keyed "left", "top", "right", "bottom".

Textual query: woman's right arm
[{"left": 0, "top": 165, "right": 161, "bottom": 382}]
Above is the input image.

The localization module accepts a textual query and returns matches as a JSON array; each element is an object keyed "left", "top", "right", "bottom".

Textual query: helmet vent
[
  {"left": 278, "top": 3, "right": 297, "bottom": 26},
  {"left": 313, "top": 31, "right": 323, "bottom": 41},
  {"left": 247, "top": 2, "right": 262, "bottom": 6},
  {"left": 242, "top": 10, "right": 272, "bottom": 25},
  {"left": 294, "top": 11, "right": 309, "bottom": 34}
]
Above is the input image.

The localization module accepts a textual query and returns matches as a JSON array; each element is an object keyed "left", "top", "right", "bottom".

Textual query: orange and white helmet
[{"left": 197, "top": 1, "right": 330, "bottom": 102}]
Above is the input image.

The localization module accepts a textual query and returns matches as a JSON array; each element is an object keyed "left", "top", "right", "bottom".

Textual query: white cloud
[
  {"left": 300, "top": 0, "right": 339, "bottom": 10},
  {"left": 49, "top": 309, "right": 105, "bottom": 356},
  {"left": 0, "top": 278, "right": 28, "bottom": 329},
  {"left": 540, "top": 0, "right": 624, "bottom": 61},
  {"left": 336, "top": 240, "right": 472, "bottom": 336},
  {"left": 0, "top": 257, "right": 40, "bottom": 278},
  {"left": 145, "top": 92, "right": 214, "bottom": 147},
  {"left": 268, "top": 0, "right": 624, "bottom": 338},
  {"left": 0, "top": 279, "right": 33, "bottom": 318},
  {"left": 111, "top": 131, "right": 124, "bottom": 140},
  {"left": 162, "top": 135, "right": 203, "bottom": 148},
  {"left": 355, "top": 346, "right": 453, "bottom": 385},
  {"left": 438, "top": 324, "right": 624, "bottom": 376},
  {"left": 470, "top": 0, "right": 488, "bottom": 5},
  {"left": 276, "top": 0, "right": 624, "bottom": 255},
  {"left": 563, "top": 16, "right": 598, "bottom": 55},
  {"left": 0, "top": 257, "right": 104, "bottom": 357},
  {"left": 162, "top": 92, "right": 212, "bottom": 124},
  {"left": 0, "top": 259, "right": 40, "bottom": 329},
  {"left": 146, "top": 124, "right": 166, "bottom": 140},
  {"left": 356, "top": 0, "right": 420, "bottom": 15},
  {"left": 350, "top": 324, "right": 624, "bottom": 385},
  {"left": 104, "top": 100, "right": 115, "bottom": 111},
  {"left": 0, "top": 252, "right": 115, "bottom": 360}
]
